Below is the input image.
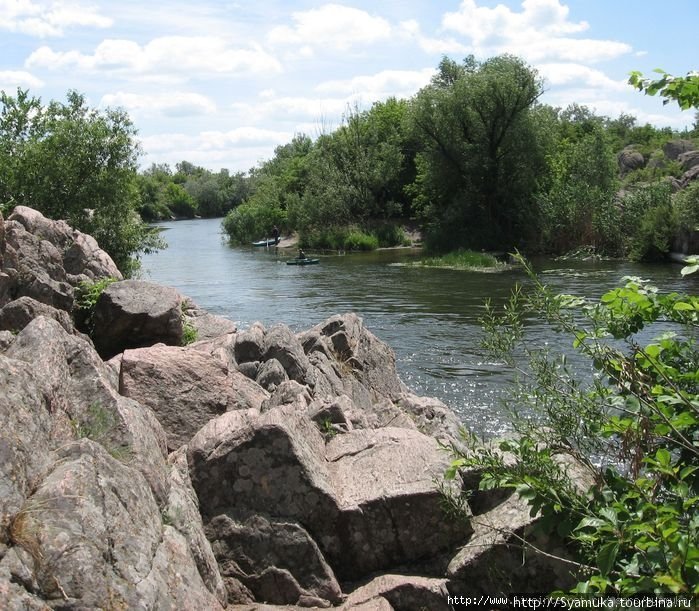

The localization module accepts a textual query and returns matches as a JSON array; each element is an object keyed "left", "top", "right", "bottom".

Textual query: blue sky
[{"left": 1, "top": 0, "right": 697, "bottom": 172}]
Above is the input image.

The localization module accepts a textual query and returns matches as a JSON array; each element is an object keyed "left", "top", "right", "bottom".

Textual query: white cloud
[
  {"left": 316, "top": 68, "right": 434, "bottom": 97},
  {"left": 100, "top": 91, "right": 216, "bottom": 117},
  {"left": 139, "top": 127, "right": 293, "bottom": 172},
  {"left": 26, "top": 36, "right": 283, "bottom": 81},
  {"left": 538, "top": 63, "right": 627, "bottom": 93},
  {"left": 0, "top": 69, "right": 44, "bottom": 91},
  {"left": 0, "top": 0, "right": 112, "bottom": 37},
  {"left": 267, "top": 3, "right": 392, "bottom": 52},
  {"left": 440, "top": 0, "right": 631, "bottom": 63}
]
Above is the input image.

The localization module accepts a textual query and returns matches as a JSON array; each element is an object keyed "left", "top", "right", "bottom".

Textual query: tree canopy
[{"left": 0, "top": 89, "right": 161, "bottom": 275}]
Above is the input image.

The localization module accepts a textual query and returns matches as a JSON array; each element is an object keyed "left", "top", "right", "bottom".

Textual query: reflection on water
[{"left": 141, "top": 218, "right": 699, "bottom": 437}]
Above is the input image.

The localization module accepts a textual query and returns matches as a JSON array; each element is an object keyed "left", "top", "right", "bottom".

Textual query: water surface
[{"left": 141, "top": 218, "right": 699, "bottom": 437}]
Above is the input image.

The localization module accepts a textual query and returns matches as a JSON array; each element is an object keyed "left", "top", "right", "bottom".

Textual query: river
[{"left": 141, "top": 218, "right": 699, "bottom": 437}]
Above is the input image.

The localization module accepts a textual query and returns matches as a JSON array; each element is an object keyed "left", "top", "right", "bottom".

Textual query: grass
[{"left": 413, "top": 249, "right": 504, "bottom": 271}]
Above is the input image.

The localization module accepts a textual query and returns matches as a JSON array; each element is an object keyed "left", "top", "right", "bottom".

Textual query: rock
[
  {"left": 681, "top": 164, "right": 699, "bottom": 188},
  {"left": 0, "top": 271, "right": 11, "bottom": 308},
  {"left": 327, "top": 427, "right": 472, "bottom": 579},
  {"left": 300, "top": 313, "right": 404, "bottom": 405},
  {"left": 166, "top": 448, "right": 228, "bottom": 605},
  {"left": 264, "top": 324, "right": 314, "bottom": 384},
  {"left": 118, "top": 344, "right": 268, "bottom": 451},
  {"left": 343, "top": 574, "right": 451, "bottom": 611},
  {"left": 663, "top": 139, "right": 695, "bottom": 160},
  {"left": 3, "top": 220, "right": 74, "bottom": 311},
  {"left": 447, "top": 493, "right": 579, "bottom": 595},
  {"left": 617, "top": 146, "right": 645, "bottom": 175},
  {"left": 235, "top": 322, "right": 266, "bottom": 363},
  {"left": 262, "top": 380, "right": 312, "bottom": 412},
  {"left": 8, "top": 206, "right": 74, "bottom": 249},
  {"left": 92, "top": 279, "right": 184, "bottom": 358},
  {"left": 188, "top": 408, "right": 471, "bottom": 582},
  {"left": 62, "top": 231, "right": 122, "bottom": 280},
  {"left": 256, "top": 357, "right": 289, "bottom": 391},
  {"left": 5, "top": 316, "right": 171, "bottom": 506},
  {"left": 3, "top": 439, "right": 223, "bottom": 609},
  {"left": 678, "top": 149, "right": 699, "bottom": 171},
  {"left": 397, "top": 392, "right": 466, "bottom": 447},
  {"left": 206, "top": 511, "right": 343, "bottom": 606},
  {"left": 0, "top": 296, "right": 75, "bottom": 335},
  {"left": 0, "top": 210, "right": 5, "bottom": 268},
  {"left": 181, "top": 298, "right": 237, "bottom": 340},
  {"left": 0, "top": 329, "right": 13, "bottom": 350}
]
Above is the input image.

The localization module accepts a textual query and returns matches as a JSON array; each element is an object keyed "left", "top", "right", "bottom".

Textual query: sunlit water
[{"left": 141, "top": 218, "right": 699, "bottom": 437}]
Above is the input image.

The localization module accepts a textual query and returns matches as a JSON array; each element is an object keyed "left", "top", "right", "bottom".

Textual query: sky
[{"left": 1, "top": 0, "right": 697, "bottom": 173}]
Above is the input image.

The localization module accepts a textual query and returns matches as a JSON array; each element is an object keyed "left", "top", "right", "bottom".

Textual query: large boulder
[
  {"left": 3, "top": 219, "right": 74, "bottom": 311},
  {"left": 92, "top": 279, "right": 184, "bottom": 358},
  {"left": 188, "top": 407, "right": 472, "bottom": 593},
  {"left": 0, "top": 439, "right": 223, "bottom": 609},
  {"left": 0, "top": 295, "right": 75, "bottom": 335},
  {"left": 206, "top": 511, "right": 343, "bottom": 607},
  {"left": 7, "top": 205, "right": 122, "bottom": 283},
  {"left": 0, "top": 317, "right": 226, "bottom": 608},
  {"left": 678, "top": 149, "right": 699, "bottom": 171},
  {"left": 343, "top": 574, "right": 451, "bottom": 611},
  {"left": 446, "top": 493, "right": 579, "bottom": 595},
  {"left": 663, "top": 139, "right": 695, "bottom": 160},
  {"left": 0, "top": 209, "right": 5, "bottom": 268},
  {"left": 118, "top": 344, "right": 268, "bottom": 451},
  {"left": 617, "top": 146, "right": 645, "bottom": 175},
  {"left": 300, "top": 313, "right": 404, "bottom": 405},
  {"left": 181, "top": 297, "right": 237, "bottom": 340}
]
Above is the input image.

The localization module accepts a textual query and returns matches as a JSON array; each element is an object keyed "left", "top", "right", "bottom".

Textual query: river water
[{"left": 141, "top": 218, "right": 699, "bottom": 437}]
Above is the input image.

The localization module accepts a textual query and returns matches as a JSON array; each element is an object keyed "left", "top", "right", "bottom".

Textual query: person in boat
[
  {"left": 298, "top": 248, "right": 306, "bottom": 260},
  {"left": 271, "top": 225, "right": 280, "bottom": 245}
]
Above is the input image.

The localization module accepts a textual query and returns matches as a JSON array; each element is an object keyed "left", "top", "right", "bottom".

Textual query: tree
[
  {"left": 629, "top": 69, "right": 699, "bottom": 110},
  {"left": 0, "top": 89, "right": 161, "bottom": 275},
  {"left": 409, "top": 55, "right": 545, "bottom": 250}
]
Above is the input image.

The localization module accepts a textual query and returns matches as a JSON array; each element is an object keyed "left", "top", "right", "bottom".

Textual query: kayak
[
  {"left": 286, "top": 258, "right": 319, "bottom": 266},
  {"left": 252, "top": 238, "right": 279, "bottom": 247}
]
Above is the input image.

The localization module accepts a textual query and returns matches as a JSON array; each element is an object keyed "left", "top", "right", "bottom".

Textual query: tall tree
[
  {"left": 0, "top": 89, "right": 161, "bottom": 275},
  {"left": 409, "top": 55, "right": 544, "bottom": 250}
]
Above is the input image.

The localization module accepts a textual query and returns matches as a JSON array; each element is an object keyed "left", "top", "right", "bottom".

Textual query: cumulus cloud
[
  {"left": 316, "top": 68, "right": 435, "bottom": 98},
  {"left": 139, "top": 127, "right": 293, "bottom": 172},
  {"left": 538, "top": 63, "right": 627, "bottom": 92},
  {"left": 0, "top": 69, "right": 44, "bottom": 91},
  {"left": 440, "top": 0, "right": 631, "bottom": 63},
  {"left": 267, "top": 3, "right": 392, "bottom": 52},
  {"left": 100, "top": 91, "right": 217, "bottom": 117},
  {"left": 0, "top": 0, "right": 112, "bottom": 37},
  {"left": 26, "top": 36, "right": 283, "bottom": 81}
]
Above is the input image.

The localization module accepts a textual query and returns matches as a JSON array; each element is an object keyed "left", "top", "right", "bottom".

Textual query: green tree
[
  {"left": 0, "top": 89, "right": 161, "bottom": 275},
  {"left": 409, "top": 55, "right": 545, "bottom": 250}
]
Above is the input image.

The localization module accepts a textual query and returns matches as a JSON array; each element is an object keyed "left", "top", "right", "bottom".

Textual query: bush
[
  {"left": 444, "top": 257, "right": 699, "bottom": 595},
  {"left": 343, "top": 229, "right": 379, "bottom": 251}
]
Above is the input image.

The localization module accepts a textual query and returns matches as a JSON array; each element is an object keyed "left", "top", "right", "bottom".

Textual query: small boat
[
  {"left": 286, "top": 258, "right": 319, "bottom": 266},
  {"left": 252, "top": 238, "right": 279, "bottom": 247}
]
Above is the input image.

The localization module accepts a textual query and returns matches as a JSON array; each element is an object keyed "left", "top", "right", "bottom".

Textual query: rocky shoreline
[{"left": 0, "top": 207, "right": 578, "bottom": 609}]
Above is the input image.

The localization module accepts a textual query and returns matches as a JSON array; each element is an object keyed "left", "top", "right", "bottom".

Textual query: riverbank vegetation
[
  {"left": 1, "top": 61, "right": 697, "bottom": 269},
  {"left": 216, "top": 58, "right": 698, "bottom": 260},
  {"left": 411, "top": 249, "right": 503, "bottom": 271}
]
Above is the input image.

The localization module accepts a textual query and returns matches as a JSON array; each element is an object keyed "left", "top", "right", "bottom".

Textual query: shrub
[
  {"left": 444, "top": 256, "right": 699, "bottom": 595},
  {"left": 343, "top": 229, "right": 379, "bottom": 251}
]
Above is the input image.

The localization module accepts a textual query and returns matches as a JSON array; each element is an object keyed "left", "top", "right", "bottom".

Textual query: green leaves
[{"left": 629, "top": 69, "right": 699, "bottom": 110}]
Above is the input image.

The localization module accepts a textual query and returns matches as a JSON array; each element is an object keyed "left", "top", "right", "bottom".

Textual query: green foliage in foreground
[
  {"left": 74, "top": 277, "right": 118, "bottom": 334},
  {"left": 445, "top": 256, "right": 699, "bottom": 595},
  {"left": 415, "top": 249, "right": 501, "bottom": 270},
  {"left": 629, "top": 69, "right": 699, "bottom": 111}
]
